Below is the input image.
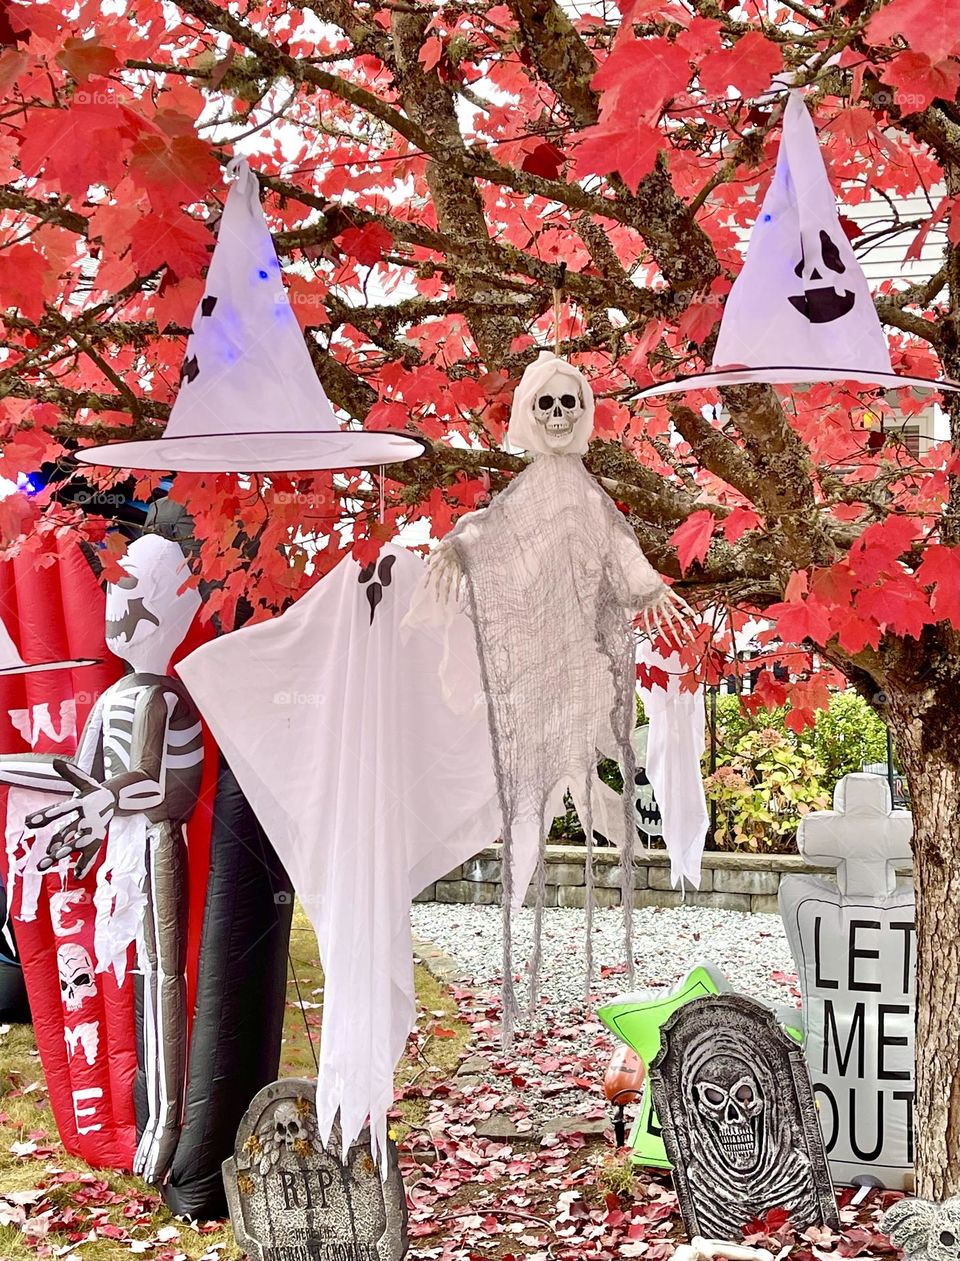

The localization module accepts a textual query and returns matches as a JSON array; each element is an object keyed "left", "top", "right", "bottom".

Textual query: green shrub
[{"left": 704, "top": 726, "right": 830, "bottom": 853}]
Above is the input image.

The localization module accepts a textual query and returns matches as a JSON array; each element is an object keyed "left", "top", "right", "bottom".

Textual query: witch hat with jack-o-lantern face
[
  {"left": 76, "top": 159, "right": 429, "bottom": 473},
  {"left": 639, "top": 91, "right": 959, "bottom": 398}
]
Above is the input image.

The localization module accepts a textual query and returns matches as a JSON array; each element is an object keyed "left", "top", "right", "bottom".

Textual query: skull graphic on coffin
[
  {"left": 693, "top": 1056, "right": 765, "bottom": 1173},
  {"left": 788, "top": 229, "right": 855, "bottom": 325},
  {"left": 58, "top": 942, "right": 97, "bottom": 1012}
]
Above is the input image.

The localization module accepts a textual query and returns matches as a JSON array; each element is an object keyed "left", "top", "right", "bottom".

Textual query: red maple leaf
[
  {"left": 337, "top": 222, "right": 394, "bottom": 267},
  {"left": 916, "top": 544, "right": 960, "bottom": 629},
  {"left": 721, "top": 507, "right": 761, "bottom": 544},
  {"left": 591, "top": 36, "right": 690, "bottom": 121},
  {"left": 573, "top": 123, "right": 661, "bottom": 193},
  {"left": 699, "top": 32, "right": 784, "bottom": 99},
  {"left": 866, "top": 0, "right": 960, "bottom": 63},
  {"left": 881, "top": 51, "right": 960, "bottom": 115},
  {"left": 55, "top": 36, "right": 118, "bottom": 83},
  {"left": 669, "top": 510, "right": 716, "bottom": 574}
]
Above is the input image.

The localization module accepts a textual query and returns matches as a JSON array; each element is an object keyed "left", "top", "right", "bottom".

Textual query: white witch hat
[
  {"left": 78, "top": 159, "right": 428, "bottom": 472},
  {"left": 640, "top": 91, "right": 959, "bottom": 398},
  {"left": 0, "top": 615, "right": 98, "bottom": 676}
]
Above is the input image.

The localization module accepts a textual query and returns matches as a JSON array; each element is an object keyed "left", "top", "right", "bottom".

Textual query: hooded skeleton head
[
  {"left": 105, "top": 535, "right": 201, "bottom": 675},
  {"left": 693, "top": 1053, "right": 766, "bottom": 1173},
  {"left": 58, "top": 942, "right": 97, "bottom": 1011},
  {"left": 506, "top": 352, "right": 594, "bottom": 457}
]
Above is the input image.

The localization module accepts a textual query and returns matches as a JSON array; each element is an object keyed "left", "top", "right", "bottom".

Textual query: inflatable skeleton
[
  {"left": 424, "top": 353, "right": 693, "bottom": 1026},
  {"left": 0, "top": 535, "right": 202, "bottom": 1182}
]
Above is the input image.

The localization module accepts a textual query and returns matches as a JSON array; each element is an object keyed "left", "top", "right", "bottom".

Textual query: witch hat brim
[
  {"left": 638, "top": 364, "right": 960, "bottom": 398},
  {"left": 75, "top": 429, "right": 429, "bottom": 473},
  {"left": 74, "top": 157, "right": 429, "bottom": 476},
  {"left": 0, "top": 657, "right": 101, "bottom": 676}
]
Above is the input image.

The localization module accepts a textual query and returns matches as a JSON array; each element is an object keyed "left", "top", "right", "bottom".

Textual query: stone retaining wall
[{"left": 415, "top": 845, "right": 913, "bottom": 914}]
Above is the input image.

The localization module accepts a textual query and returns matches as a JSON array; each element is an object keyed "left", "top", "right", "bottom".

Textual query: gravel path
[{"left": 410, "top": 902, "right": 800, "bottom": 1126}]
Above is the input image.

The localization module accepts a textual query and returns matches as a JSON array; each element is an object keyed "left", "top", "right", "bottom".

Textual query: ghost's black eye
[
  {"left": 940, "top": 1232, "right": 956, "bottom": 1247},
  {"left": 537, "top": 395, "right": 554, "bottom": 409},
  {"left": 559, "top": 394, "right": 577, "bottom": 408},
  {"left": 819, "top": 230, "right": 846, "bottom": 274},
  {"left": 115, "top": 575, "right": 138, "bottom": 590}
]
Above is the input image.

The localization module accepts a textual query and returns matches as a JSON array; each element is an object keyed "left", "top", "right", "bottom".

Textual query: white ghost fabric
[
  {"left": 641, "top": 91, "right": 958, "bottom": 396},
  {"left": 77, "top": 159, "right": 427, "bottom": 472},
  {"left": 636, "top": 646, "right": 708, "bottom": 890},
  {"left": 176, "top": 546, "right": 500, "bottom": 1165},
  {"left": 432, "top": 354, "right": 679, "bottom": 1029}
]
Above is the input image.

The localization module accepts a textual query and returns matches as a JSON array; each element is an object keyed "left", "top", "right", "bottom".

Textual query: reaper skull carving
[
  {"left": 530, "top": 371, "right": 586, "bottom": 450},
  {"left": 58, "top": 942, "right": 97, "bottom": 1012},
  {"left": 693, "top": 1055, "right": 765, "bottom": 1173}
]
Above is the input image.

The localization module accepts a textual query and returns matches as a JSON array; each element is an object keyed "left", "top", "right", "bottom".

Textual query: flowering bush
[{"left": 704, "top": 727, "right": 830, "bottom": 853}]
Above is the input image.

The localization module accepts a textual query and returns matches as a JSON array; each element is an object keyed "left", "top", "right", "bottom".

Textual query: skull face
[
  {"left": 272, "top": 1100, "right": 304, "bottom": 1150},
  {"left": 105, "top": 535, "right": 200, "bottom": 673},
  {"left": 531, "top": 371, "right": 585, "bottom": 450},
  {"left": 507, "top": 354, "right": 594, "bottom": 456},
  {"left": 57, "top": 943, "right": 97, "bottom": 1012},
  {"left": 693, "top": 1054, "right": 765, "bottom": 1173}
]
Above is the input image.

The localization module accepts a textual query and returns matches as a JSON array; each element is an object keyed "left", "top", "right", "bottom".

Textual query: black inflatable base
[{"left": 160, "top": 760, "right": 294, "bottom": 1220}]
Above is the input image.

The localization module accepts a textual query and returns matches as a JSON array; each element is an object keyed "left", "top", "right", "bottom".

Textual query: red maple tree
[{"left": 1, "top": 0, "right": 959, "bottom": 1195}]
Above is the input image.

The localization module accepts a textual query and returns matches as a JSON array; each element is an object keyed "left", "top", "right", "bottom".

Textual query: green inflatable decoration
[
  {"left": 598, "top": 964, "right": 729, "bottom": 1169},
  {"left": 599, "top": 964, "right": 805, "bottom": 1169}
]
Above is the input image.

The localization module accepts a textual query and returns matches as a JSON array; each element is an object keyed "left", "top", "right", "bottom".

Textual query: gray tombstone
[
  {"left": 650, "top": 994, "right": 839, "bottom": 1241},
  {"left": 222, "top": 1078, "right": 407, "bottom": 1261}
]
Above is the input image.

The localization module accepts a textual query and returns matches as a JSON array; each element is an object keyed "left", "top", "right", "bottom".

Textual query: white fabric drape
[
  {"left": 636, "top": 646, "right": 708, "bottom": 890},
  {"left": 177, "top": 546, "right": 500, "bottom": 1165}
]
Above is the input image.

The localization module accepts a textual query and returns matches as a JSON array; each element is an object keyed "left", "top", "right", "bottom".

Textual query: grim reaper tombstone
[
  {"left": 223, "top": 1078, "right": 407, "bottom": 1261},
  {"left": 650, "top": 993, "right": 838, "bottom": 1240},
  {"left": 425, "top": 352, "right": 693, "bottom": 1026},
  {"left": 0, "top": 533, "right": 202, "bottom": 1183}
]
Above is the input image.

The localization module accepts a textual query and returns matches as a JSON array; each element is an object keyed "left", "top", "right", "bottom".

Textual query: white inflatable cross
[{"left": 797, "top": 773, "right": 912, "bottom": 897}]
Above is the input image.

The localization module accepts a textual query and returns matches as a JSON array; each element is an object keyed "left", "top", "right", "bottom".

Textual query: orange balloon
[{"left": 603, "top": 1044, "right": 645, "bottom": 1105}]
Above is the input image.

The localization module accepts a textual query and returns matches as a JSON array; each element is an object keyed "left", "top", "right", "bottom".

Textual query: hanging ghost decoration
[
  {"left": 0, "top": 533, "right": 203, "bottom": 1184},
  {"left": 639, "top": 91, "right": 959, "bottom": 397},
  {"left": 425, "top": 352, "right": 693, "bottom": 1030},
  {"left": 176, "top": 545, "right": 501, "bottom": 1167}
]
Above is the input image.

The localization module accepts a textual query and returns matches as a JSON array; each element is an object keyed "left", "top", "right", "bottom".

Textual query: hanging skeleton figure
[
  {"left": 422, "top": 352, "right": 693, "bottom": 1032},
  {"left": 0, "top": 534, "right": 202, "bottom": 1182}
]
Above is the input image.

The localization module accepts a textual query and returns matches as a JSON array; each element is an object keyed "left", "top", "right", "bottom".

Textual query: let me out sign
[{"left": 780, "top": 774, "right": 915, "bottom": 1190}]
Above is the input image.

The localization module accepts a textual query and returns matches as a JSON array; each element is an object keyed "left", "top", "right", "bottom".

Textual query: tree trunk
[{"left": 888, "top": 689, "right": 960, "bottom": 1197}]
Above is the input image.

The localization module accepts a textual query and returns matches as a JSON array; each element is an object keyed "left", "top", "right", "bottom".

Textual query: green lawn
[{"left": 0, "top": 904, "right": 468, "bottom": 1259}]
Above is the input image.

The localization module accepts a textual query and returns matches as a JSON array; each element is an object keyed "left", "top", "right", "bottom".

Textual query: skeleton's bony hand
[
  {"left": 30, "top": 761, "right": 116, "bottom": 878},
  {"left": 640, "top": 589, "right": 696, "bottom": 647},
  {"left": 427, "top": 540, "right": 464, "bottom": 606}
]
